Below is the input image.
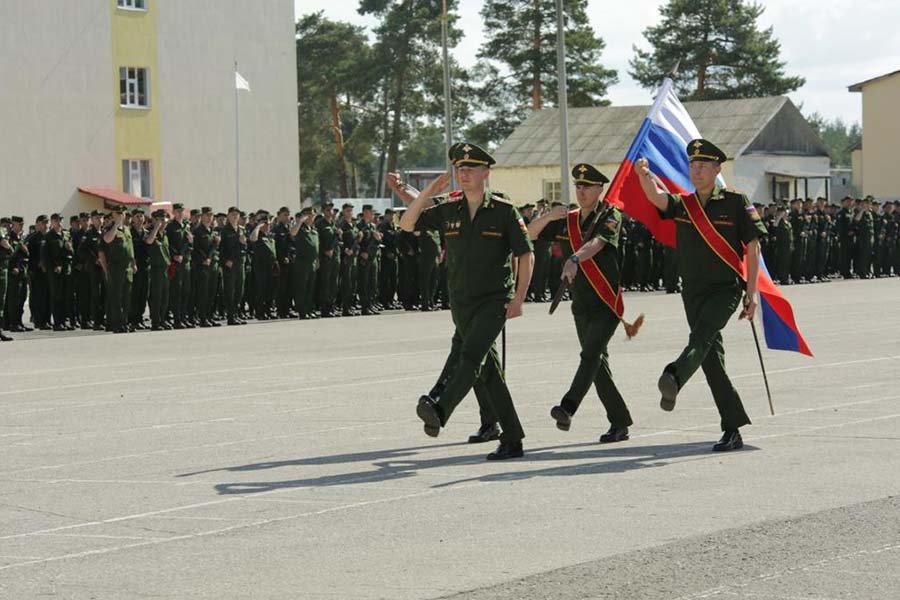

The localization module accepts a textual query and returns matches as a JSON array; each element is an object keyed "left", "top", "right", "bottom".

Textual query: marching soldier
[
  {"left": 636, "top": 139, "right": 768, "bottom": 452},
  {"left": 401, "top": 142, "right": 534, "bottom": 460},
  {"left": 529, "top": 164, "right": 638, "bottom": 443}
]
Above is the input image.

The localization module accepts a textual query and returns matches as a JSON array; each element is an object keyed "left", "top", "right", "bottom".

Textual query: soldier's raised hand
[
  {"left": 422, "top": 171, "right": 451, "bottom": 199},
  {"left": 634, "top": 157, "right": 651, "bottom": 178}
]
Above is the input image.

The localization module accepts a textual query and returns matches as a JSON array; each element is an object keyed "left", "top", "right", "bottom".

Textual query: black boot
[
  {"left": 713, "top": 430, "right": 743, "bottom": 452},
  {"left": 0, "top": 329, "right": 12, "bottom": 342},
  {"left": 467, "top": 423, "right": 500, "bottom": 444},
  {"left": 658, "top": 371, "right": 679, "bottom": 412},
  {"left": 599, "top": 426, "right": 629, "bottom": 444},
  {"left": 550, "top": 405, "right": 572, "bottom": 431},
  {"left": 486, "top": 440, "right": 524, "bottom": 461},
  {"left": 416, "top": 396, "right": 442, "bottom": 438}
]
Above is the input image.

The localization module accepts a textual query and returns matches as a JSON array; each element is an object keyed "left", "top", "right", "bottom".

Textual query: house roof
[
  {"left": 494, "top": 96, "right": 828, "bottom": 168},
  {"left": 849, "top": 69, "right": 900, "bottom": 92}
]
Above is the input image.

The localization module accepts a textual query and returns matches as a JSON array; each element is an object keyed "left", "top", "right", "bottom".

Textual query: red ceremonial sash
[
  {"left": 680, "top": 194, "right": 747, "bottom": 281},
  {"left": 567, "top": 209, "right": 624, "bottom": 318}
]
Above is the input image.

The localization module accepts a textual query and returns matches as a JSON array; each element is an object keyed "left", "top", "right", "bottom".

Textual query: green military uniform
[
  {"left": 789, "top": 203, "right": 806, "bottom": 283},
  {"left": 0, "top": 222, "right": 11, "bottom": 340},
  {"left": 656, "top": 139, "right": 768, "bottom": 447},
  {"left": 78, "top": 214, "right": 105, "bottom": 328},
  {"left": 253, "top": 217, "right": 277, "bottom": 319},
  {"left": 544, "top": 164, "right": 633, "bottom": 436},
  {"left": 775, "top": 211, "right": 793, "bottom": 284},
  {"left": 5, "top": 218, "right": 29, "bottom": 331},
  {"left": 104, "top": 217, "right": 134, "bottom": 333},
  {"left": 316, "top": 207, "right": 340, "bottom": 317},
  {"left": 413, "top": 143, "right": 533, "bottom": 453},
  {"left": 130, "top": 214, "right": 149, "bottom": 327},
  {"left": 291, "top": 210, "right": 319, "bottom": 319},
  {"left": 856, "top": 206, "right": 874, "bottom": 278},
  {"left": 220, "top": 209, "right": 247, "bottom": 324},
  {"left": 357, "top": 208, "right": 380, "bottom": 315},
  {"left": 26, "top": 219, "right": 50, "bottom": 329},
  {"left": 377, "top": 212, "right": 400, "bottom": 308},
  {"left": 272, "top": 211, "right": 295, "bottom": 317},
  {"left": 146, "top": 211, "right": 171, "bottom": 329},
  {"left": 166, "top": 207, "right": 191, "bottom": 326},
  {"left": 836, "top": 199, "right": 854, "bottom": 278},
  {"left": 338, "top": 212, "right": 359, "bottom": 315},
  {"left": 814, "top": 209, "right": 831, "bottom": 279},
  {"left": 192, "top": 211, "right": 217, "bottom": 325},
  {"left": 397, "top": 230, "right": 419, "bottom": 309},
  {"left": 41, "top": 218, "right": 73, "bottom": 329}
]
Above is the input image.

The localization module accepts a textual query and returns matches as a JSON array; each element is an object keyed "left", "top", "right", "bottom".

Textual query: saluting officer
[
  {"left": 401, "top": 142, "right": 534, "bottom": 460},
  {"left": 636, "top": 139, "right": 768, "bottom": 452}
]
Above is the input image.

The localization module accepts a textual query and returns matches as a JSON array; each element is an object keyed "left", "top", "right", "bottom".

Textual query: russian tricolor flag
[{"left": 605, "top": 79, "right": 812, "bottom": 357}]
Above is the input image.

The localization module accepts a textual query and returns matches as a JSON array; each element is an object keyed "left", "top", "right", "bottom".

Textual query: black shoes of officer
[
  {"left": 599, "top": 426, "right": 629, "bottom": 444},
  {"left": 658, "top": 371, "right": 679, "bottom": 412},
  {"left": 467, "top": 423, "right": 500, "bottom": 444},
  {"left": 550, "top": 405, "right": 572, "bottom": 431},
  {"left": 416, "top": 396, "right": 442, "bottom": 438},
  {"left": 486, "top": 441, "right": 524, "bottom": 461},
  {"left": 713, "top": 430, "right": 743, "bottom": 452},
  {"left": 0, "top": 330, "right": 12, "bottom": 342}
]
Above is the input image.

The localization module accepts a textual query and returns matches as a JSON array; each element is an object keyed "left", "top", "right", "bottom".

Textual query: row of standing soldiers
[
  {"left": 0, "top": 201, "right": 458, "bottom": 336},
  {"left": 3, "top": 195, "right": 897, "bottom": 338}
]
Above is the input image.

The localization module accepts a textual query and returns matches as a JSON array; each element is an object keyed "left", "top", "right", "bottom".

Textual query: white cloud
[{"left": 296, "top": 0, "right": 900, "bottom": 124}]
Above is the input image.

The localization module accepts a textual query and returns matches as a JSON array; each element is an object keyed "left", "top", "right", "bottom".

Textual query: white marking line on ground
[
  {"left": 674, "top": 541, "right": 900, "bottom": 600},
  {"left": 5, "top": 354, "right": 226, "bottom": 378},
  {"left": 0, "top": 420, "right": 396, "bottom": 477},
  {"left": 0, "top": 482, "right": 486, "bottom": 572},
  {"left": 729, "top": 354, "right": 900, "bottom": 380},
  {"left": 0, "top": 555, "right": 47, "bottom": 561},
  {"left": 32, "top": 532, "right": 160, "bottom": 541}
]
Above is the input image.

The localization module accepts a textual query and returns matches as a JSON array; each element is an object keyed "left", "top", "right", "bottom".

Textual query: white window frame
[
  {"left": 122, "top": 159, "right": 153, "bottom": 199},
  {"left": 119, "top": 67, "right": 150, "bottom": 108},
  {"left": 543, "top": 180, "right": 562, "bottom": 204},
  {"left": 117, "top": 0, "right": 147, "bottom": 11}
]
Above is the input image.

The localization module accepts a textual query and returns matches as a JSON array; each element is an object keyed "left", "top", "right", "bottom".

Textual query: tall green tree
[
  {"left": 471, "top": 0, "right": 617, "bottom": 146},
  {"left": 297, "top": 12, "right": 375, "bottom": 199},
  {"left": 806, "top": 112, "right": 861, "bottom": 168},
  {"left": 359, "top": 0, "right": 470, "bottom": 189},
  {"left": 630, "top": 0, "right": 804, "bottom": 101}
]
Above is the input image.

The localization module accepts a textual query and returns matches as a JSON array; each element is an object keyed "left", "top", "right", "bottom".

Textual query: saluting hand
[
  {"left": 422, "top": 171, "right": 451, "bottom": 199},
  {"left": 550, "top": 205, "right": 568, "bottom": 220}
]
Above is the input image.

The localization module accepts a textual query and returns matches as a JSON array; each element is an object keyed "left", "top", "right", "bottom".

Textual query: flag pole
[
  {"left": 555, "top": 0, "right": 570, "bottom": 205},
  {"left": 440, "top": 0, "right": 455, "bottom": 188},
  {"left": 749, "top": 317, "right": 775, "bottom": 416},
  {"left": 234, "top": 60, "right": 240, "bottom": 210}
]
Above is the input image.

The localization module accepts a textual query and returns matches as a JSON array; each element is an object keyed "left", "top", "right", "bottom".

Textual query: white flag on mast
[{"left": 235, "top": 71, "right": 250, "bottom": 91}]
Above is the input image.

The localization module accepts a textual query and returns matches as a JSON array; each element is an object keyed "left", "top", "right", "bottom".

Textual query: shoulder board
[
  {"left": 723, "top": 188, "right": 745, "bottom": 198},
  {"left": 490, "top": 192, "right": 513, "bottom": 205},
  {"left": 432, "top": 194, "right": 459, "bottom": 205}
]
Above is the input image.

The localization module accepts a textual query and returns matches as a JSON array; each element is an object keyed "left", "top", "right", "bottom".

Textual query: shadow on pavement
[{"left": 185, "top": 439, "right": 757, "bottom": 496}]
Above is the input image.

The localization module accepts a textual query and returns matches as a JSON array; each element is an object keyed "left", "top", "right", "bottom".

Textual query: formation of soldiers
[{"left": 1, "top": 193, "right": 897, "bottom": 342}]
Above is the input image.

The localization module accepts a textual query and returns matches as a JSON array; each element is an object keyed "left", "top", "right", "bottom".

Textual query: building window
[
  {"left": 117, "top": 0, "right": 147, "bottom": 10},
  {"left": 122, "top": 160, "right": 153, "bottom": 199},
  {"left": 775, "top": 181, "right": 790, "bottom": 200},
  {"left": 119, "top": 67, "right": 150, "bottom": 108},
  {"left": 543, "top": 180, "right": 562, "bottom": 204}
]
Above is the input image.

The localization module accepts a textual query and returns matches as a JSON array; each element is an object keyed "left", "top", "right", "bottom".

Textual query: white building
[
  {"left": 0, "top": 0, "right": 299, "bottom": 219},
  {"left": 491, "top": 97, "right": 831, "bottom": 205}
]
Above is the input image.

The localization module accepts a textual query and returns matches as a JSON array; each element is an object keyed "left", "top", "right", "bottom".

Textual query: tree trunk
[
  {"left": 696, "top": 18, "right": 711, "bottom": 99},
  {"left": 385, "top": 24, "right": 411, "bottom": 178},
  {"left": 329, "top": 91, "right": 349, "bottom": 198},
  {"left": 531, "top": 0, "right": 542, "bottom": 111}
]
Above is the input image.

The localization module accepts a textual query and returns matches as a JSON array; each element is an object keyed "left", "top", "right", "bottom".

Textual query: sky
[{"left": 295, "top": 0, "right": 900, "bottom": 126}]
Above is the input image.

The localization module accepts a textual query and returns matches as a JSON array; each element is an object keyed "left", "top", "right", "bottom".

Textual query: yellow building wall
[
  {"left": 851, "top": 149, "right": 863, "bottom": 195},
  {"left": 860, "top": 73, "right": 900, "bottom": 199},
  {"left": 111, "top": 0, "right": 162, "bottom": 199}
]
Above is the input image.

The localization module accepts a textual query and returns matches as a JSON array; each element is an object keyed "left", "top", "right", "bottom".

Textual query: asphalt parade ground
[{"left": 1, "top": 278, "right": 899, "bottom": 599}]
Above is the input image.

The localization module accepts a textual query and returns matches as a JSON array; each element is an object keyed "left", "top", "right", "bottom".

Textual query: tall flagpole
[
  {"left": 555, "top": 0, "right": 570, "bottom": 205},
  {"left": 440, "top": 0, "right": 455, "bottom": 187},
  {"left": 234, "top": 60, "right": 240, "bottom": 209}
]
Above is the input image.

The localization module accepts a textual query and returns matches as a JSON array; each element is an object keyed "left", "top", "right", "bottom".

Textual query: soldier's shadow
[{"left": 179, "top": 440, "right": 756, "bottom": 496}]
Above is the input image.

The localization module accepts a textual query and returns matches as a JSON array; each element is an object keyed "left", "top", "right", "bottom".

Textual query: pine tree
[{"left": 630, "top": 0, "right": 804, "bottom": 101}]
